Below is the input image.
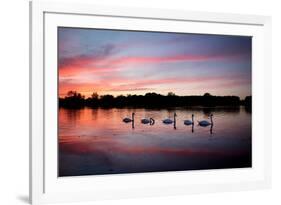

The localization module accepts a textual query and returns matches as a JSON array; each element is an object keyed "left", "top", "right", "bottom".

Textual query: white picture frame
[{"left": 30, "top": 1, "right": 272, "bottom": 204}]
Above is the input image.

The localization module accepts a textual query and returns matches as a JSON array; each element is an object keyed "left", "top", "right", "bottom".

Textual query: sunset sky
[{"left": 58, "top": 27, "right": 252, "bottom": 99}]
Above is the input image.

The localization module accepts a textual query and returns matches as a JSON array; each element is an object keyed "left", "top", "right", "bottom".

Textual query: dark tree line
[{"left": 59, "top": 91, "right": 252, "bottom": 109}]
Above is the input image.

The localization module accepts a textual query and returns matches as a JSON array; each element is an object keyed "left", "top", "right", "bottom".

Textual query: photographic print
[{"left": 58, "top": 27, "right": 252, "bottom": 177}]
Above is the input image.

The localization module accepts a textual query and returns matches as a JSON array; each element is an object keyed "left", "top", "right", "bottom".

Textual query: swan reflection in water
[
  {"left": 123, "top": 112, "right": 135, "bottom": 129},
  {"left": 141, "top": 118, "right": 155, "bottom": 125},
  {"left": 198, "top": 114, "right": 213, "bottom": 127},
  {"left": 197, "top": 114, "right": 214, "bottom": 135},
  {"left": 162, "top": 113, "right": 177, "bottom": 129},
  {"left": 123, "top": 113, "right": 155, "bottom": 129},
  {"left": 184, "top": 114, "right": 194, "bottom": 125},
  {"left": 184, "top": 114, "right": 194, "bottom": 133},
  {"left": 210, "top": 124, "right": 213, "bottom": 134},
  {"left": 122, "top": 112, "right": 214, "bottom": 133}
]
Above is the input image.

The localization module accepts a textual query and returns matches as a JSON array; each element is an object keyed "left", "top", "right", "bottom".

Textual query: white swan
[
  {"left": 123, "top": 112, "right": 135, "bottom": 123},
  {"left": 184, "top": 114, "right": 194, "bottom": 125},
  {"left": 141, "top": 118, "right": 155, "bottom": 125},
  {"left": 163, "top": 113, "right": 177, "bottom": 124},
  {"left": 198, "top": 114, "right": 213, "bottom": 127}
]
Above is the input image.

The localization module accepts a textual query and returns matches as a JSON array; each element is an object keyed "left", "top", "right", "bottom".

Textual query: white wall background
[{"left": 0, "top": 0, "right": 279, "bottom": 204}]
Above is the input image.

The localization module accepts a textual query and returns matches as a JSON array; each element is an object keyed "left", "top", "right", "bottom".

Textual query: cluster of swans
[{"left": 122, "top": 112, "right": 214, "bottom": 129}]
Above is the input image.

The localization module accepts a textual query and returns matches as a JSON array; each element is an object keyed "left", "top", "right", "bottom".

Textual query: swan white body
[
  {"left": 141, "top": 118, "right": 150, "bottom": 124},
  {"left": 163, "top": 113, "right": 177, "bottom": 124},
  {"left": 162, "top": 119, "right": 173, "bottom": 124},
  {"left": 184, "top": 114, "right": 194, "bottom": 125},
  {"left": 198, "top": 114, "right": 213, "bottom": 127},
  {"left": 198, "top": 120, "right": 211, "bottom": 126},
  {"left": 141, "top": 118, "right": 155, "bottom": 125},
  {"left": 123, "top": 113, "right": 135, "bottom": 123},
  {"left": 123, "top": 118, "right": 133, "bottom": 123}
]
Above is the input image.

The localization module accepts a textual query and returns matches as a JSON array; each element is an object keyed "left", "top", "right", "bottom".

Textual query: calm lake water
[{"left": 59, "top": 106, "right": 251, "bottom": 177}]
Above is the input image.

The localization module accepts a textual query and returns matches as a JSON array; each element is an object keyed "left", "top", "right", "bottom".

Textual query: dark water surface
[{"left": 59, "top": 106, "right": 251, "bottom": 176}]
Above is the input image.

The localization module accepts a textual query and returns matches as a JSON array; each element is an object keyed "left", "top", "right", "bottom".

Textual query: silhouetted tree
[
  {"left": 91, "top": 92, "right": 99, "bottom": 99},
  {"left": 99, "top": 95, "right": 114, "bottom": 107},
  {"left": 167, "top": 92, "right": 176, "bottom": 96},
  {"left": 84, "top": 92, "right": 100, "bottom": 107},
  {"left": 60, "top": 90, "right": 85, "bottom": 108},
  {"left": 244, "top": 96, "right": 252, "bottom": 106},
  {"left": 59, "top": 90, "right": 248, "bottom": 109},
  {"left": 243, "top": 96, "right": 252, "bottom": 113},
  {"left": 67, "top": 90, "right": 77, "bottom": 97}
]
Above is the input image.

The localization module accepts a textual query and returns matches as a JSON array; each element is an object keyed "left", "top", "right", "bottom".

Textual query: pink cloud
[
  {"left": 105, "top": 54, "right": 219, "bottom": 66},
  {"left": 58, "top": 50, "right": 249, "bottom": 97},
  {"left": 59, "top": 74, "right": 248, "bottom": 97},
  {"left": 58, "top": 52, "right": 239, "bottom": 78}
]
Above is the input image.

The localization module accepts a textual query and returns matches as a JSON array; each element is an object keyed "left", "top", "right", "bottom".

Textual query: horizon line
[{"left": 59, "top": 91, "right": 251, "bottom": 99}]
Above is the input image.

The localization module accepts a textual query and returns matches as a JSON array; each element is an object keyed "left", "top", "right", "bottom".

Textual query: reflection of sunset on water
[
  {"left": 59, "top": 107, "right": 251, "bottom": 176},
  {"left": 60, "top": 135, "right": 248, "bottom": 157}
]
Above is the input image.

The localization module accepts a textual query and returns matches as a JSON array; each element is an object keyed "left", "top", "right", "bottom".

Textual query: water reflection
[
  {"left": 192, "top": 124, "right": 194, "bottom": 133},
  {"left": 210, "top": 124, "right": 213, "bottom": 135},
  {"left": 59, "top": 106, "right": 251, "bottom": 176}
]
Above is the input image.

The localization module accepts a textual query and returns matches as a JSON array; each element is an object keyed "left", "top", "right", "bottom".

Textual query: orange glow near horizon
[{"left": 58, "top": 28, "right": 252, "bottom": 99}]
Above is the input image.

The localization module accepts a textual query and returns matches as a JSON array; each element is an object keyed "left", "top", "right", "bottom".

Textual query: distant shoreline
[{"left": 59, "top": 91, "right": 252, "bottom": 109}]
